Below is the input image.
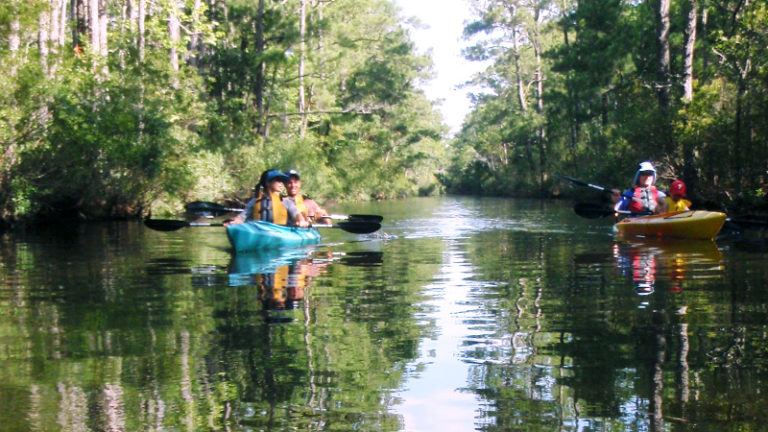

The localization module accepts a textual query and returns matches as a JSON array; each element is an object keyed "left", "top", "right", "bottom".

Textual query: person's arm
[
  {"left": 304, "top": 198, "right": 328, "bottom": 222},
  {"left": 656, "top": 190, "right": 668, "bottom": 213},
  {"left": 614, "top": 190, "right": 632, "bottom": 212},
  {"left": 225, "top": 198, "right": 254, "bottom": 225}
]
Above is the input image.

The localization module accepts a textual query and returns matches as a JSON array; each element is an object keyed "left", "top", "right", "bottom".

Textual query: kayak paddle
[
  {"left": 573, "top": 202, "right": 649, "bottom": 219},
  {"left": 322, "top": 221, "right": 381, "bottom": 234},
  {"left": 553, "top": 174, "right": 613, "bottom": 194},
  {"left": 185, "top": 200, "right": 384, "bottom": 223},
  {"left": 144, "top": 219, "right": 224, "bottom": 231},
  {"left": 573, "top": 202, "right": 616, "bottom": 219},
  {"left": 144, "top": 218, "right": 381, "bottom": 234},
  {"left": 185, "top": 200, "right": 242, "bottom": 214}
]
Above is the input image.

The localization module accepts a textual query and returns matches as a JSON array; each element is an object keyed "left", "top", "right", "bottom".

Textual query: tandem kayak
[
  {"left": 614, "top": 210, "right": 727, "bottom": 240},
  {"left": 226, "top": 220, "right": 321, "bottom": 253}
]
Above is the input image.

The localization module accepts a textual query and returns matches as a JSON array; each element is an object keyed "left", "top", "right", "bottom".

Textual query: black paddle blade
[
  {"left": 144, "top": 219, "right": 225, "bottom": 231},
  {"left": 573, "top": 202, "right": 615, "bottom": 219},
  {"left": 348, "top": 214, "right": 384, "bottom": 223},
  {"left": 335, "top": 221, "right": 381, "bottom": 234},
  {"left": 144, "top": 219, "right": 191, "bottom": 231}
]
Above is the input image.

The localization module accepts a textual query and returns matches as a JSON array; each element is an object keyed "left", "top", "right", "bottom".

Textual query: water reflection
[
  {"left": 228, "top": 248, "right": 331, "bottom": 315},
  {"left": 3, "top": 199, "right": 768, "bottom": 431},
  {"left": 612, "top": 237, "right": 723, "bottom": 296}
]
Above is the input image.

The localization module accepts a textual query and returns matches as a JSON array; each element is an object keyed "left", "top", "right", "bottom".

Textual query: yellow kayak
[{"left": 614, "top": 210, "right": 727, "bottom": 240}]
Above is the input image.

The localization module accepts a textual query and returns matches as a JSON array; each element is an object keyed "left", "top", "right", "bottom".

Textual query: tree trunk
[
  {"left": 681, "top": 0, "right": 698, "bottom": 189},
  {"left": 656, "top": 0, "right": 671, "bottom": 111},
  {"left": 189, "top": 0, "right": 202, "bottom": 70},
  {"left": 169, "top": 0, "right": 181, "bottom": 88},
  {"left": 701, "top": 7, "right": 709, "bottom": 76},
  {"left": 38, "top": 8, "right": 51, "bottom": 75},
  {"left": 298, "top": 0, "right": 308, "bottom": 136},
  {"left": 90, "top": 0, "right": 100, "bottom": 54},
  {"left": 73, "top": 0, "right": 87, "bottom": 52},
  {"left": 49, "top": 0, "right": 60, "bottom": 52},
  {"left": 57, "top": 0, "right": 68, "bottom": 47},
  {"left": 138, "top": 0, "right": 146, "bottom": 62},
  {"left": 532, "top": 5, "right": 547, "bottom": 194},
  {"left": 512, "top": 30, "right": 528, "bottom": 112},
  {"left": 255, "top": 0, "right": 267, "bottom": 135},
  {"left": 682, "top": 0, "right": 697, "bottom": 103},
  {"left": 656, "top": 0, "right": 672, "bottom": 154},
  {"left": 9, "top": 10, "right": 20, "bottom": 75},
  {"left": 99, "top": 0, "right": 107, "bottom": 57},
  {"left": 558, "top": 5, "right": 578, "bottom": 150}
]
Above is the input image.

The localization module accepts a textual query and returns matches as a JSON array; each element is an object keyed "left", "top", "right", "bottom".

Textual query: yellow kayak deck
[{"left": 614, "top": 210, "right": 727, "bottom": 240}]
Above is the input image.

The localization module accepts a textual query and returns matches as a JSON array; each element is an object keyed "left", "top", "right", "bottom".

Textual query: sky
[{"left": 393, "top": 0, "right": 487, "bottom": 136}]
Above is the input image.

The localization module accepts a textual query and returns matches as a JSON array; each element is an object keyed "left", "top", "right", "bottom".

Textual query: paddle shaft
[
  {"left": 554, "top": 174, "right": 612, "bottom": 193},
  {"left": 185, "top": 201, "right": 383, "bottom": 223},
  {"left": 144, "top": 218, "right": 380, "bottom": 234}
]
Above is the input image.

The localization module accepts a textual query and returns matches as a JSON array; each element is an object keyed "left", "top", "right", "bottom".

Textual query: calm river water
[{"left": 1, "top": 196, "right": 768, "bottom": 431}]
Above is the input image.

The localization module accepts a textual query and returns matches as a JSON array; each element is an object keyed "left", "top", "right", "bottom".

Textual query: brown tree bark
[{"left": 73, "top": 0, "right": 87, "bottom": 52}]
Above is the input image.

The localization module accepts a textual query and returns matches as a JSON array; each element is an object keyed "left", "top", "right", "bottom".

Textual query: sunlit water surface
[{"left": 1, "top": 196, "right": 767, "bottom": 431}]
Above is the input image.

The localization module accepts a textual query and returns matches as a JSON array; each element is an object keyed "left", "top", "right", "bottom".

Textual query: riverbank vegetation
[
  {"left": 447, "top": 0, "right": 767, "bottom": 213},
  {"left": 0, "top": 0, "right": 446, "bottom": 224},
  {"left": 1, "top": 0, "right": 766, "bottom": 225}
]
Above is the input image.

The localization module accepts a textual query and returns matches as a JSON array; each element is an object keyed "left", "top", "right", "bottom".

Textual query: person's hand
[
  {"left": 611, "top": 189, "right": 620, "bottom": 203},
  {"left": 224, "top": 217, "right": 244, "bottom": 226},
  {"left": 295, "top": 214, "right": 310, "bottom": 228}
]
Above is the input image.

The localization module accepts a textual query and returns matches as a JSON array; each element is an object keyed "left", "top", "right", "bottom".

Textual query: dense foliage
[
  {"left": 3, "top": 0, "right": 767, "bottom": 224},
  {"left": 0, "top": 0, "right": 447, "bottom": 224},
  {"left": 447, "top": 0, "right": 768, "bottom": 213}
]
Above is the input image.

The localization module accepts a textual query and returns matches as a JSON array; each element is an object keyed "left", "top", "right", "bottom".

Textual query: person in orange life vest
[
  {"left": 225, "top": 169, "right": 309, "bottom": 227},
  {"left": 614, "top": 161, "right": 668, "bottom": 215},
  {"left": 665, "top": 179, "right": 692, "bottom": 211},
  {"left": 284, "top": 169, "right": 329, "bottom": 223}
]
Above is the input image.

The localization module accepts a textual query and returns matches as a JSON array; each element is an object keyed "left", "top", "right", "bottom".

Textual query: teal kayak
[{"left": 226, "top": 221, "right": 321, "bottom": 253}]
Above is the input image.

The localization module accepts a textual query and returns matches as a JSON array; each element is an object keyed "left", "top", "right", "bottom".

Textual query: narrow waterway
[{"left": 1, "top": 196, "right": 767, "bottom": 431}]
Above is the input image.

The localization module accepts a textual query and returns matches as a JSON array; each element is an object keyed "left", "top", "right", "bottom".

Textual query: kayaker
[
  {"left": 614, "top": 161, "right": 668, "bottom": 215},
  {"left": 284, "top": 169, "right": 329, "bottom": 223},
  {"left": 665, "top": 179, "right": 691, "bottom": 211},
  {"left": 226, "top": 169, "right": 309, "bottom": 227}
]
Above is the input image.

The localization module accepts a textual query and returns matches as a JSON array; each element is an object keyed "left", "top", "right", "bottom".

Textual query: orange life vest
[{"left": 629, "top": 186, "right": 659, "bottom": 213}]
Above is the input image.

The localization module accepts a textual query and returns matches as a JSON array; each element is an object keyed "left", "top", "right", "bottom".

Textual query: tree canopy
[
  {"left": 2, "top": 0, "right": 767, "bottom": 224},
  {"left": 0, "top": 0, "right": 447, "bottom": 223},
  {"left": 447, "top": 0, "right": 768, "bottom": 213}
]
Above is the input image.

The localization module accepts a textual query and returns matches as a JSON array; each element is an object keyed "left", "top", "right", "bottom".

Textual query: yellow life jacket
[
  {"left": 255, "top": 191, "right": 288, "bottom": 225},
  {"left": 257, "top": 265, "right": 289, "bottom": 309},
  {"left": 665, "top": 196, "right": 691, "bottom": 212},
  {"left": 292, "top": 194, "right": 308, "bottom": 216}
]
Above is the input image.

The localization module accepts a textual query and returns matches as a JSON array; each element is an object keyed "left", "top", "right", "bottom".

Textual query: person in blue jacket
[{"left": 613, "top": 161, "right": 668, "bottom": 215}]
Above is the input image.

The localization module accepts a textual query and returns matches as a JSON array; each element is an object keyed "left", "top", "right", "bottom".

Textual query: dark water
[{"left": 1, "top": 196, "right": 767, "bottom": 431}]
